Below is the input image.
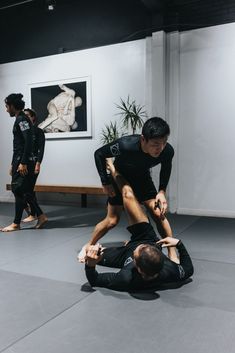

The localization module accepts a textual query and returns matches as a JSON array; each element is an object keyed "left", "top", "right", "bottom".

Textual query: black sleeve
[
  {"left": 176, "top": 241, "right": 194, "bottom": 279},
  {"left": 85, "top": 265, "right": 132, "bottom": 291},
  {"left": 159, "top": 146, "right": 174, "bottom": 191},
  {"left": 37, "top": 128, "right": 45, "bottom": 163},
  {"left": 18, "top": 118, "right": 33, "bottom": 164},
  {"left": 94, "top": 138, "right": 126, "bottom": 185}
]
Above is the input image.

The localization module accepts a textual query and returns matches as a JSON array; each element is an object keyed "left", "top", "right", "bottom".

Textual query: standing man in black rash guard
[
  {"left": 79, "top": 117, "right": 178, "bottom": 263},
  {"left": 22, "top": 108, "right": 48, "bottom": 229},
  {"left": 84, "top": 159, "right": 194, "bottom": 292},
  {"left": 1, "top": 94, "right": 34, "bottom": 232}
]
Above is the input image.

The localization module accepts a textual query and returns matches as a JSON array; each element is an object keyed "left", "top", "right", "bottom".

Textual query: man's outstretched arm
[
  {"left": 85, "top": 245, "right": 131, "bottom": 291},
  {"left": 157, "top": 237, "right": 194, "bottom": 279}
]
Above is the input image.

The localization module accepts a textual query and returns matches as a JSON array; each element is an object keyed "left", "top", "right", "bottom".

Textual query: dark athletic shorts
[
  {"left": 108, "top": 173, "right": 157, "bottom": 206},
  {"left": 99, "top": 222, "right": 160, "bottom": 269}
]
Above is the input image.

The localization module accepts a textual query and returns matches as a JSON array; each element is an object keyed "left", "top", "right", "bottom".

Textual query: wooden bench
[{"left": 6, "top": 184, "right": 104, "bottom": 207}]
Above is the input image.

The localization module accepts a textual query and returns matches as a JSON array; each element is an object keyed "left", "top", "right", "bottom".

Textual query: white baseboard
[{"left": 177, "top": 208, "right": 235, "bottom": 219}]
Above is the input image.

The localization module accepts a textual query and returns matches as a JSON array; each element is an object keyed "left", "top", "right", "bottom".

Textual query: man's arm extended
[
  {"left": 157, "top": 237, "right": 194, "bottom": 280},
  {"left": 85, "top": 244, "right": 132, "bottom": 291},
  {"left": 85, "top": 265, "right": 131, "bottom": 291}
]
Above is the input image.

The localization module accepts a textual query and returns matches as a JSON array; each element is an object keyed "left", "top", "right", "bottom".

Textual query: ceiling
[
  {"left": 1, "top": 0, "right": 235, "bottom": 30},
  {"left": 0, "top": 0, "right": 235, "bottom": 63}
]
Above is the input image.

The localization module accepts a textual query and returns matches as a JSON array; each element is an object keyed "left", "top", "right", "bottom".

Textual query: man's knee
[{"left": 122, "top": 185, "right": 135, "bottom": 202}]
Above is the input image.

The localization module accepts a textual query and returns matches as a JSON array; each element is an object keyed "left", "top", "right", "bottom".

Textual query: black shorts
[
  {"left": 98, "top": 222, "right": 160, "bottom": 269},
  {"left": 108, "top": 173, "right": 157, "bottom": 206}
]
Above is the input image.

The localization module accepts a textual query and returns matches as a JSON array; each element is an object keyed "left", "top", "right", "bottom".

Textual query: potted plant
[
  {"left": 100, "top": 97, "right": 147, "bottom": 145},
  {"left": 116, "top": 96, "right": 146, "bottom": 134},
  {"left": 100, "top": 121, "right": 122, "bottom": 145}
]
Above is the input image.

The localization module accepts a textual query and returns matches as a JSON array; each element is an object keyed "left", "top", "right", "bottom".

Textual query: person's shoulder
[
  {"left": 16, "top": 113, "right": 31, "bottom": 130},
  {"left": 118, "top": 134, "right": 140, "bottom": 149},
  {"left": 16, "top": 112, "right": 27, "bottom": 122},
  {"left": 162, "top": 142, "right": 174, "bottom": 159}
]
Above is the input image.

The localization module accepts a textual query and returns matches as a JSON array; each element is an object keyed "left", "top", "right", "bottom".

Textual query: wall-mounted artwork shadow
[{"left": 29, "top": 77, "right": 91, "bottom": 139}]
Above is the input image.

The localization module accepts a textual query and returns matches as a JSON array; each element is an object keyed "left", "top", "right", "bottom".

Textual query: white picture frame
[{"left": 28, "top": 76, "right": 91, "bottom": 139}]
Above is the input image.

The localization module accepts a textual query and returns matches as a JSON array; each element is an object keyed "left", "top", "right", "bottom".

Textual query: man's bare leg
[
  {"left": 107, "top": 159, "right": 148, "bottom": 226},
  {"left": 144, "top": 199, "right": 179, "bottom": 263},
  {"left": 78, "top": 203, "right": 122, "bottom": 262},
  {"left": 1, "top": 223, "right": 20, "bottom": 232}
]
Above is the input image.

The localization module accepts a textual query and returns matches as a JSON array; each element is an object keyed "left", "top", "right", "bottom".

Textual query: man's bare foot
[
  {"left": 77, "top": 243, "right": 89, "bottom": 263},
  {"left": 22, "top": 215, "right": 37, "bottom": 223},
  {"left": 1, "top": 223, "right": 20, "bottom": 232},
  {"left": 35, "top": 214, "right": 48, "bottom": 229}
]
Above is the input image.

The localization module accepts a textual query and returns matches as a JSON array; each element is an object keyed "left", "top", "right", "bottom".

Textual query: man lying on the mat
[{"left": 84, "top": 159, "right": 193, "bottom": 292}]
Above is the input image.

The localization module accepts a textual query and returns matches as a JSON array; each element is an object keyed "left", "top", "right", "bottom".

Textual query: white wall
[
  {"left": 0, "top": 40, "right": 146, "bottom": 202},
  {"left": 168, "top": 23, "right": 235, "bottom": 217},
  {"left": 2, "top": 24, "right": 235, "bottom": 217}
]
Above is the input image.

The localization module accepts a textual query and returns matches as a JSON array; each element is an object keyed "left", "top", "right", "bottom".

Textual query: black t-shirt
[
  {"left": 12, "top": 112, "right": 33, "bottom": 164},
  {"left": 94, "top": 135, "right": 174, "bottom": 191},
  {"left": 85, "top": 223, "right": 194, "bottom": 292}
]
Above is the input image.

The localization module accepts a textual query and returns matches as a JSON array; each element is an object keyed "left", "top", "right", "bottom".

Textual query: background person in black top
[
  {"left": 22, "top": 109, "right": 48, "bottom": 229},
  {"left": 1, "top": 94, "right": 35, "bottom": 232},
  {"left": 84, "top": 159, "right": 194, "bottom": 292},
  {"left": 79, "top": 117, "right": 178, "bottom": 263}
]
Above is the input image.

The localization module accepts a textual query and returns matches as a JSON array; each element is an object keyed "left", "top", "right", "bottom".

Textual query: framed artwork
[{"left": 29, "top": 76, "right": 91, "bottom": 139}]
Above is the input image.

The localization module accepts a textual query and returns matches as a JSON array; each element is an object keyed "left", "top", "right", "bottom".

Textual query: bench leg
[{"left": 81, "top": 194, "right": 87, "bottom": 208}]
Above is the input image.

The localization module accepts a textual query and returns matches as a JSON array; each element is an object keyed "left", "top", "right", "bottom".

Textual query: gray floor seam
[{"left": 0, "top": 291, "right": 93, "bottom": 353}]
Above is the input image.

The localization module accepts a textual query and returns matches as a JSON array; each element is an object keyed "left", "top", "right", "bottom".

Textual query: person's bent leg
[
  {"left": 78, "top": 203, "right": 122, "bottom": 262},
  {"left": 107, "top": 159, "right": 148, "bottom": 225},
  {"left": 144, "top": 199, "right": 179, "bottom": 263}
]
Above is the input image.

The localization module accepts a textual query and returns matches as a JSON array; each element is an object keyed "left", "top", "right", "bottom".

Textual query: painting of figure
[{"left": 30, "top": 78, "right": 91, "bottom": 139}]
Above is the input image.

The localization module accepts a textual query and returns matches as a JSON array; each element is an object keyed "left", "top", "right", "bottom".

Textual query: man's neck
[{"left": 15, "top": 110, "right": 21, "bottom": 117}]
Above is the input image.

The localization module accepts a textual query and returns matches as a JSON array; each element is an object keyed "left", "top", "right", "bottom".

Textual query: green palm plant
[
  {"left": 116, "top": 96, "right": 147, "bottom": 134},
  {"left": 100, "top": 121, "right": 122, "bottom": 145}
]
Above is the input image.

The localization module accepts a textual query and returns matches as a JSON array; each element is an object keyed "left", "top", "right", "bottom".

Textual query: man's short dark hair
[
  {"left": 142, "top": 117, "right": 170, "bottom": 141},
  {"left": 5, "top": 93, "right": 25, "bottom": 110},
  {"left": 135, "top": 244, "right": 164, "bottom": 277},
  {"left": 24, "top": 108, "right": 36, "bottom": 118}
]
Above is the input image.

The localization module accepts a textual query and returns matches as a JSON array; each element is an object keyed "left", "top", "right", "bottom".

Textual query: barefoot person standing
[{"left": 1, "top": 94, "right": 34, "bottom": 232}]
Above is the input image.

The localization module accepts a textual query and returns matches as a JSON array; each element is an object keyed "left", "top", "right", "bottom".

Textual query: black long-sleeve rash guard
[
  {"left": 12, "top": 112, "right": 33, "bottom": 164},
  {"left": 94, "top": 135, "right": 174, "bottom": 191},
  {"left": 33, "top": 126, "right": 45, "bottom": 163},
  {"left": 85, "top": 241, "right": 194, "bottom": 292}
]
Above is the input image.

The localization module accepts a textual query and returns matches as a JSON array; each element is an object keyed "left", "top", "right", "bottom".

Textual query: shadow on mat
[
  {"left": 21, "top": 213, "right": 107, "bottom": 230},
  {"left": 81, "top": 279, "right": 192, "bottom": 301}
]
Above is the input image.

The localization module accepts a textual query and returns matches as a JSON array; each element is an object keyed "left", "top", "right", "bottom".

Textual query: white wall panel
[{"left": 0, "top": 40, "right": 146, "bottom": 202}]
